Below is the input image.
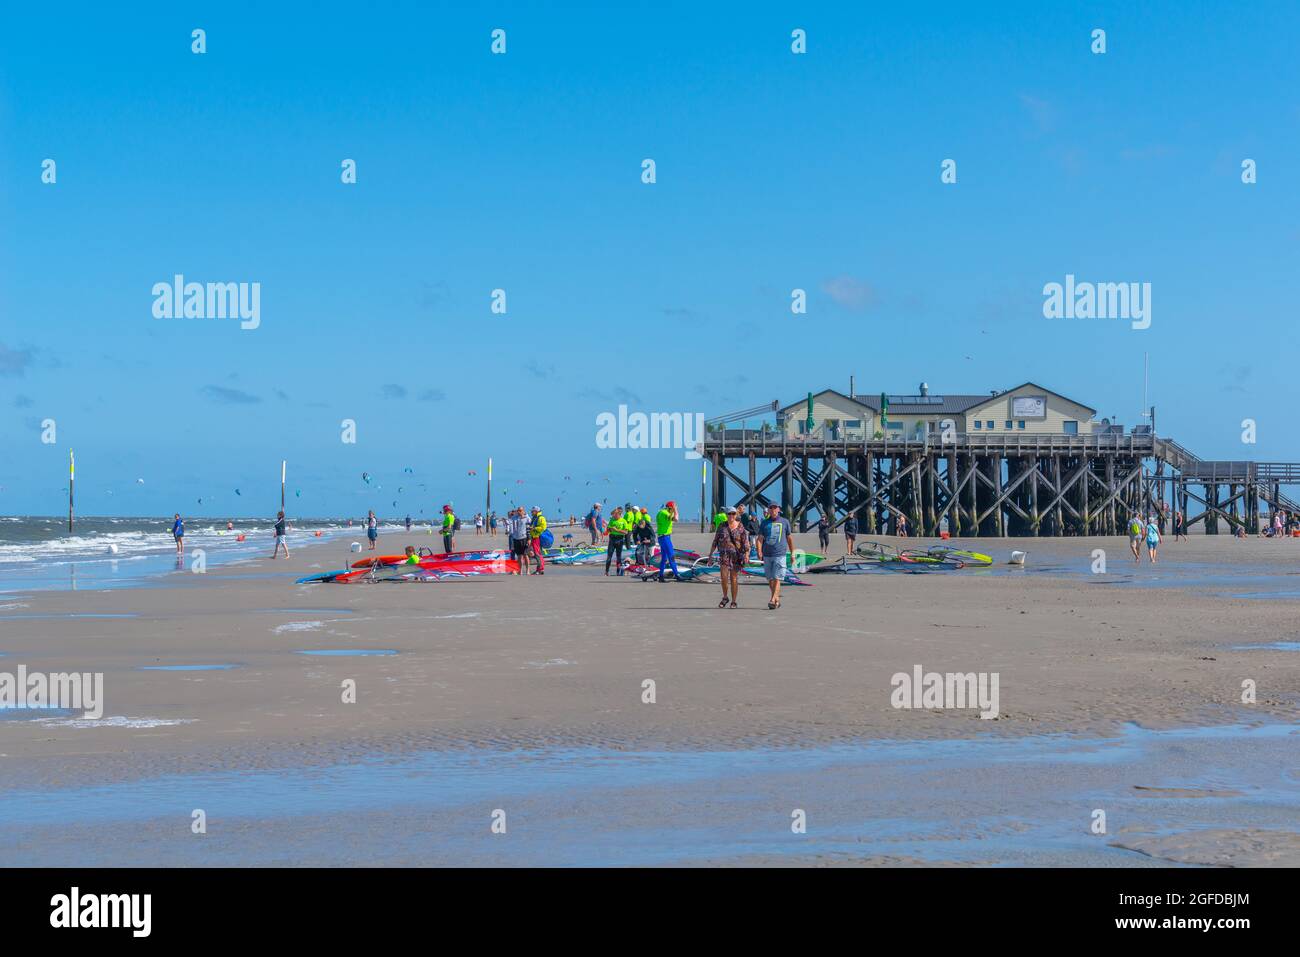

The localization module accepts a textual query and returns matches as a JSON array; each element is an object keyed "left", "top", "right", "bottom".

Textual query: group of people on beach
[{"left": 169, "top": 511, "right": 290, "bottom": 558}]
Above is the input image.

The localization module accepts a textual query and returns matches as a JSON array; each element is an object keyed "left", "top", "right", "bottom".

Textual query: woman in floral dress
[{"left": 708, "top": 508, "right": 750, "bottom": 608}]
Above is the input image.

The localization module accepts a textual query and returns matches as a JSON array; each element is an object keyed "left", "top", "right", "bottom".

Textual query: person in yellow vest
[
  {"left": 440, "top": 504, "right": 456, "bottom": 554},
  {"left": 605, "top": 507, "right": 631, "bottom": 575},
  {"left": 528, "top": 506, "right": 547, "bottom": 574},
  {"left": 655, "top": 501, "right": 682, "bottom": 581}
]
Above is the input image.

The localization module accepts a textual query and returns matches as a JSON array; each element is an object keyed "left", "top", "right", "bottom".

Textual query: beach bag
[{"left": 539, "top": 529, "right": 554, "bottom": 549}]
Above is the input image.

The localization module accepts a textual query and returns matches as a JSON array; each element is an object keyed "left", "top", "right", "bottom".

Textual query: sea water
[{"left": 0, "top": 722, "right": 1294, "bottom": 867}]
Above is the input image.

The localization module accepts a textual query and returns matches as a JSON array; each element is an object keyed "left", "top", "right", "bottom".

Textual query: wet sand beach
[{"left": 1, "top": 531, "right": 1297, "bottom": 866}]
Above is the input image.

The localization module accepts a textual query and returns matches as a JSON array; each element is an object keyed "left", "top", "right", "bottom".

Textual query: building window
[
  {"left": 887, "top": 421, "right": 903, "bottom": 431},
  {"left": 986, "top": 420, "right": 994, "bottom": 430},
  {"left": 1063, "top": 420, "right": 1079, "bottom": 435},
  {"left": 845, "top": 420, "right": 862, "bottom": 429},
  {"left": 973, "top": 420, "right": 982, "bottom": 430},
  {"left": 1017, "top": 420, "right": 1026, "bottom": 429},
  {"left": 1004, "top": 420, "right": 1013, "bottom": 430}
]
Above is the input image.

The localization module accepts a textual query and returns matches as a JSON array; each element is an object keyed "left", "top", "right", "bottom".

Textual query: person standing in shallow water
[
  {"left": 271, "top": 510, "right": 290, "bottom": 558},
  {"left": 1128, "top": 513, "right": 1143, "bottom": 562},
  {"left": 1146, "top": 515, "right": 1161, "bottom": 563},
  {"left": 172, "top": 513, "right": 184, "bottom": 555}
]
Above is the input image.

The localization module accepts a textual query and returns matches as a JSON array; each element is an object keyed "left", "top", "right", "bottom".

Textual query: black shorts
[{"left": 511, "top": 538, "right": 528, "bottom": 557}]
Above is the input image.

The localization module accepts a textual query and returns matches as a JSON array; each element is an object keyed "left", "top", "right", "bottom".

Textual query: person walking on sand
[
  {"left": 896, "top": 512, "right": 909, "bottom": 538},
  {"left": 528, "top": 506, "right": 547, "bottom": 574},
  {"left": 507, "top": 507, "right": 531, "bottom": 575},
  {"left": 760, "top": 503, "right": 794, "bottom": 610},
  {"left": 1128, "top": 513, "right": 1143, "bottom": 562},
  {"left": 440, "top": 504, "right": 457, "bottom": 554},
  {"left": 817, "top": 514, "right": 830, "bottom": 551},
  {"left": 843, "top": 511, "right": 858, "bottom": 555},
  {"left": 604, "top": 507, "right": 629, "bottom": 576},
  {"left": 172, "top": 513, "right": 185, "bottom": 555},
  {"left": 655, "top": 500, "right": 682, "bottom": 582},
  {"left": 1146, "top": 514, "right": 1161, "bottom": 563},
  {"left": 1174, "top": 509, "right": 1187, "bottom": 542},
  {"left": 708, "top": 507, "right": 749, "bottom": 608},
  {"left": 366, "top": 510, "right": 379, "bottom": 551},
  {"left": 475, "top": 512, "right": 484, "bottom": 536},
  {"left": 271, "top": 510, "right": 290, "bottom": 558}
]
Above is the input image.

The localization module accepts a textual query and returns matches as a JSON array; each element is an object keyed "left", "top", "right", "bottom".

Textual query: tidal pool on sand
[{"left": 0, "top": 722, "right": 1293, "bottom": 867}]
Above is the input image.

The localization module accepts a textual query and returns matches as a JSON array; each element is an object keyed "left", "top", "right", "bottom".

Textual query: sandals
[
  {"left": 718, "top": 597, "right": 729, "bottom": 608},
  {"left": 729, "top": 600, "right": 738, "bottom": 609}
]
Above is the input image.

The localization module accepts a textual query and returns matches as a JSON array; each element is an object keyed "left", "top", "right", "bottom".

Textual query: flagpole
[
  {"left": 281, "top": 460, "right": 286, "bottom": 510},
  {"left": 487, "top": 457, "right": 492, "bottom": 519},
  {"left": 68, "top": 449, "right": 75, "bottom": 533},
  {"left": 699, "top": 458, "right": 706, "bottom": 531}
]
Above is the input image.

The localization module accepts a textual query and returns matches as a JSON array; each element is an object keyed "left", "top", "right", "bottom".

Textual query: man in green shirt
[{"left": 655, "top": 501, "right": 681, "bottom": 581}]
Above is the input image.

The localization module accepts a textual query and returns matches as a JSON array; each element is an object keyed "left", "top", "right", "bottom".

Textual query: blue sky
[{"left": 2, "top": 1, "right": 1298, "bottom": 518}]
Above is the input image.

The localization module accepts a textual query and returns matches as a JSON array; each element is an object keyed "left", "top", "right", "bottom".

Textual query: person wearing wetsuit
[
  {"left": 440, "top": 505, "right": 456, "bottom": 554},
  {"left": 605, "top": 507, "right": 629, "bottom": 576}
]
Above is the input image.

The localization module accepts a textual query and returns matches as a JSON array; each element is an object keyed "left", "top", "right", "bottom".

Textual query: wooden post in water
[
  {"left": 698, "top": 459, "right": 706, "bottom": 533},
  {"left": 68, "top": 449, "right": 75, "bottom": 533}
]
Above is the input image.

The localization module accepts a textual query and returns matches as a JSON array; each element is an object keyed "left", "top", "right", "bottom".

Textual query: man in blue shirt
[
  {"left": 759, "top": 503, "right": 793, "bottom": 610},
  {"left": 172, "top": 513, "right": 184, "bottom": 556}
]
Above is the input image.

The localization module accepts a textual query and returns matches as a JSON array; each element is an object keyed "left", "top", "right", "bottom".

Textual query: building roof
[
  {"left": 851, "top": 393, "right": 991, "bottom": 416},
  {"left": 964, "top": 381, "right": 1097, "bottom": 415},
  {"left": 776, "top": 389, "right": 875, "bottom": 417},
  {"left": 778, "top": 382, "right": 1097, "bottom": 418}
]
